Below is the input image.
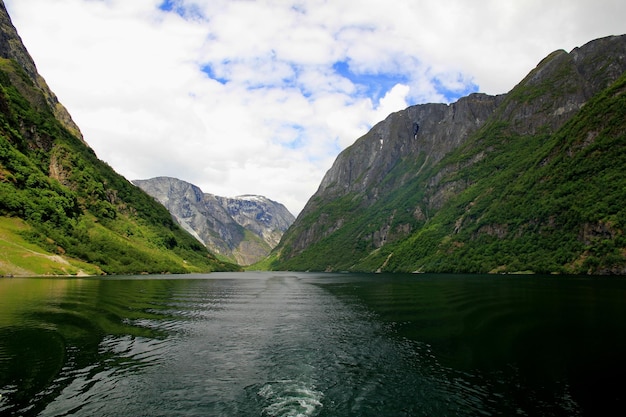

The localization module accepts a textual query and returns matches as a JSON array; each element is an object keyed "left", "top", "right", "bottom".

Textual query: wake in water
[
  {"left": 235, "top": 274, "right": 492, "bottom": 417},
  {"left": 255, "top": 380, "right": 323, "bottom": 417}
]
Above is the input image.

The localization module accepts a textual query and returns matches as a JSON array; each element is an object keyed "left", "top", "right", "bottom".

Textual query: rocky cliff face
[
  {"left": 317, "top": 94, "right": 503, "bottom": 200},
  {"left": 273, "top": 34, "right": 626, "bottom": 274},
  {"left": 133, "top": 177, "right": 294, "bottom": 265},
  {"left": 0, "top": 1, "right": 83, "bottom": 140},
  {"left": 281, "top": 93, "right": 503, "bottom": 259}
]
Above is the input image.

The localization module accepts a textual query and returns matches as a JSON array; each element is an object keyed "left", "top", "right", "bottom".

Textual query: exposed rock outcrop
[
  {"left": 0, "top": 0, "right": 83, "bottom": 140},
  {"left": 273, "top": 34, "right": 626, "bottom": 274},
  {"left": 133, "top": 177, "right": 294, "bottom": 265}
]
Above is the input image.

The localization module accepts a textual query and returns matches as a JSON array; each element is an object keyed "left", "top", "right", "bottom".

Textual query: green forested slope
[
  {"left": 377, "top": 73, "right": 626, "bottom": 274},
  {"left": 272, "top": 48, "right": 626, "bottom": 275},
  {"left": 0, "top": 58, "right": 238, "bottom": 275}
]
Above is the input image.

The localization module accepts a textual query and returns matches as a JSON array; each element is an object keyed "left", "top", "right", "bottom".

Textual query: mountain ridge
[
  {"left": 0, "top": 2, "right": 238, "bottom": 275},
  {"left": 0, "top": 1, "right": 82, "bottom": 140},
  {"left": 133, "top": 177, "right": 295, "bottom": 266},
  {"left": 271, "top": 34, "right": 626, "bottom": 274}
]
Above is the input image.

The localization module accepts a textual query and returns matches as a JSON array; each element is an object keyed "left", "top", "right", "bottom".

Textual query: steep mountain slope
[
  {"left": 0, "top": 2, "right": 238, "bottom": 275},
  {"left": 133, "top": 177, "right": 295, "bottom": 265},
  {"left": 272, "top": 35, "right": 626, "bottom": 275}
]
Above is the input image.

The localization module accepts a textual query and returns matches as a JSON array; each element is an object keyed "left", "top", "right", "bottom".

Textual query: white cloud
[{"left": 4, "top": 0, "right": 626, "bottom": 215}]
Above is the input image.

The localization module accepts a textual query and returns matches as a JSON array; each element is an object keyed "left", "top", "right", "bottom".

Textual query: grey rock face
[
  {"left": 133, "top": 177, "right": 294, "bottom": 265},
  {"left": 287, "top": 93, "right": 504, "bottom": 258},
  {"left": 311, "top": 35, "right": 626, "bottom": 211},
  {"left": 0, "top": 0, "right": 83, "bottom": 140},
  {"left": 278, "top": 34, "right": 626, "bottom": 264},
  {"left": 317, "top": 93, "right": 503, "bottom": 200}
]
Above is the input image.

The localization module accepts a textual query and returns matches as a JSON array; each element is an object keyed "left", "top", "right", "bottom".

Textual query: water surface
[{"left": 1, "top": 272, "right": 625, "bottom": 416}]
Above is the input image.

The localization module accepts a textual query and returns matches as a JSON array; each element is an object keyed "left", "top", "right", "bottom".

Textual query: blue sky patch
[
  {"left": 158, "top": 0, "right": 204, "bottom": 20},
  {"left": 158, "top": 0, "right": 179, "bottom": 13},
  {"left": 201, "top": 64, "right": 228, "bottom": 85},
  {"left": 433, "top": 76, "right": 479, "bottom": 103},
  {"left": 333, "top": 61, "right": 409, "bottom": 103}
]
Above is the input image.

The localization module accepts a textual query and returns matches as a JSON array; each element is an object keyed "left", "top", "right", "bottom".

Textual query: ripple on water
[
  {"left": 6, "top": 274, "right": 620, "bottom": 417},
  {"left": 255, "top": 380, "right": 324, "bottom": 417}
]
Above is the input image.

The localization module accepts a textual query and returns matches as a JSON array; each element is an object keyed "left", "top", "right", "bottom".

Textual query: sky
[{"left": 4, "top": 0, "right": 626, "bottom": 215}]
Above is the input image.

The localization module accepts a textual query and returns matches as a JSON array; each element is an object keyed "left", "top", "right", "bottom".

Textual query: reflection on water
[{"left": 1, "top": 273, "right": 625, "bottom": 416}]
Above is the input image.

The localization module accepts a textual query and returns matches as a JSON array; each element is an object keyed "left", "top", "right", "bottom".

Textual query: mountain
[
  {"left": 0, "top": 1, "right": 238, "bottom": 276},
  {"left": 271, "top": 34, "right": 626, "bottom": 275},
  {"left": 133, "top": 177, "right": 295, "bottom": 266}
]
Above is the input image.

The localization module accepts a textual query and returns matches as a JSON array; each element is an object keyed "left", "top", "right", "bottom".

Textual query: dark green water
[{"left": 0, "top": 272, "right": 625, "bottom": 416}]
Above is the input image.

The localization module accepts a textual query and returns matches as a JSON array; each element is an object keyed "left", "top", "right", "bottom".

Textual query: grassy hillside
[
  {"left": 380, "top": 72, "right": 626, "bottom": 274},
  {"left": 0, "top": 216, "right": 101, "bottom": 276},
  {"left": 272, "top": 70, "right": 626, "bottom": 274},
  {"left": 0, "top": 58, "right": 238, "bottom": 275}
]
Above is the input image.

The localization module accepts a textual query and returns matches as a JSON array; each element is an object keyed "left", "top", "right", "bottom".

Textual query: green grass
[
  {"left": 0, "top": 216, "right": 102, "bottom": 276},
  {"left": 0, "top": 57, "right": 239, "bottom": 274},
  {"left": 271, "top": 69, "right": 626, "bottom": 274}
]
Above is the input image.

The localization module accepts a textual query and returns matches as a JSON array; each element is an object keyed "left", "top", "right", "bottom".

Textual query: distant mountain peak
[
  {"left": 133, "top": 177, "right": 295, "bottom": 266},
  {"left": 0, "top": 4, "right": 237, "bottom": 275}
]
